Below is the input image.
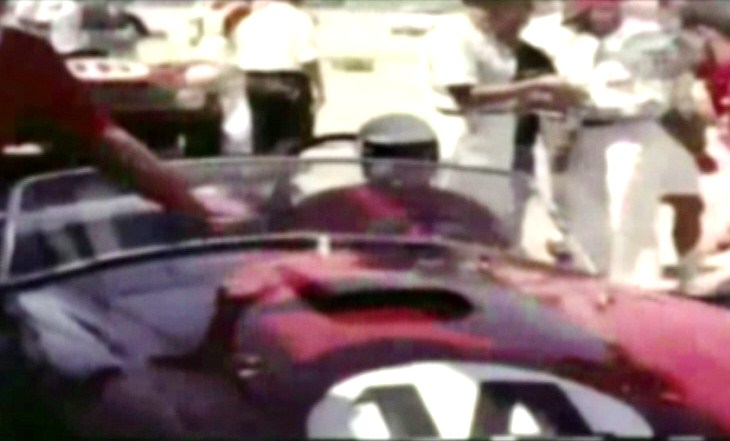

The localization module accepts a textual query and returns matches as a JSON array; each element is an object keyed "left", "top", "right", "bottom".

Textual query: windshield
[{"left": 0, "top": 153, "right": 585, "bottom": 284}]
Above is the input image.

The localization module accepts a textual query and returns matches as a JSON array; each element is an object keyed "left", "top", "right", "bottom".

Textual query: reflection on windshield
[{"left": 1, "top": 157, "right": 573, "bottom": 283}]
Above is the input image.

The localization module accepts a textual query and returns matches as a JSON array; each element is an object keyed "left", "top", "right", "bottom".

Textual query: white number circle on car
[{"left": 307, "top": 361, "right": 653, "bottom": 439}]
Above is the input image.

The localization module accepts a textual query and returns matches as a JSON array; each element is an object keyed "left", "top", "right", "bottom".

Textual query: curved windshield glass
[{"left": 0, "top": 150, "right": 589, "bottom": 284}]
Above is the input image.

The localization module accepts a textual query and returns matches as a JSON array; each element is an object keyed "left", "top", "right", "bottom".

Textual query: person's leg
[
  {"left": 219, "top": 75, "right": 253, "bottom": 156},
  {"left": 557, "top": 128, "right": 613, "bottom": 273},
  {"left": 605, "top": 136, "right": 659, "bottom": 286},
  {"left": 245, "top": 76, "right": 274, "bottom": 155},
  {"left": 513, "top": 115, "right": 538, "bottom": 175},
  {"left": 269, "top": 74, "right": 313, "bottom": 156}
]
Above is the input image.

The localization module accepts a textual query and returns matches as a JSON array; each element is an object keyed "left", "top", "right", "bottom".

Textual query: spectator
[
  {"left": 520, "top": 0, "right": 577, "bottom": 62},
  {"left": 230, "top": 0, "right": 324, "bottom": 155},
  {"left": 423, "top": 0, "right": 584, "bottom": 244},
  {"left": 423, "top": 0, "right": 582, "bottom": 166},
  {"left": 0, "top": 23, "right": 249, "bottom": 232},
  {"left": 189, "top": 0, "right": 250, "bottom": 62},
  {"left": 678, "top": 1, "right": 730, "bottom": 256},
  {"left": 186, "top": 1, "right": 254, "bottom": 156},
  {"left": 554, "top": 0, "right": 703, "bottom": 290},
  {"left": 9, "top": 0, "right": 88, "bottom": 55},
  {"left": 681, "top": 1, "right": 730, "bottom": 125}
]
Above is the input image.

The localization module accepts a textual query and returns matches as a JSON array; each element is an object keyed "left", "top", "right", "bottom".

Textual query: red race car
[{"left": 0, "top": 132, "right": 729, "bottom": 439}]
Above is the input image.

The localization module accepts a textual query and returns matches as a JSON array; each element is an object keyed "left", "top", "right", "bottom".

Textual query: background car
[{"left": 66, "top": 56, "right": 245, "bottom": 158}]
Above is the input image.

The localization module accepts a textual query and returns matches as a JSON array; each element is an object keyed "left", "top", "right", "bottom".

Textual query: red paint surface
[
  {"left": 215, "top": 249, "right": 730, "bottom": 431},
  {"left": 490, "top": 261, "right": 730, "bottom": 431}
]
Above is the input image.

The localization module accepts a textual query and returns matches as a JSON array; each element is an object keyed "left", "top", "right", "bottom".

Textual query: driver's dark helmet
[{"left": 359, "top": 113, "right": 439, "bottom": 183}]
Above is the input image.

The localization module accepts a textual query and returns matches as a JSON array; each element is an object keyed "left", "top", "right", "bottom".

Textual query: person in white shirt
[
  {"left": 553, "top": 0, "right": 703, "bottom": 290},
  {"left": 188, "top": 0, "right": 251, "bottom": 62},
  {"left": 186, "top": 1, "right": 254, "bottom": 157},
  {"left": 10, "top": 0, "right": 87, "bottom": 55},
  {"left": 520, "top": 0, "right": 577, "bottom": 63},
  {"left": 423, "top": 0, "right": 585, "bottom": 243},
  {"left": 230, "top": 0, "right": 324, "bottom": 155}
]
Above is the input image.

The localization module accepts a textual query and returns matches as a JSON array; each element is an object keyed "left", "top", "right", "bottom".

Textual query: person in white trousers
[
  {"left": 554, "top": 0, "right": 703, "bottom": 290},
  {"left": 423, "top": 0, "right": 584, "bottom": 244}
]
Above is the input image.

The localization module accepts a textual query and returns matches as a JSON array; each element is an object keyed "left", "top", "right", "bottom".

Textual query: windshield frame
[{"left": 0, "top": 157, "right": 595, "bottom": 286}]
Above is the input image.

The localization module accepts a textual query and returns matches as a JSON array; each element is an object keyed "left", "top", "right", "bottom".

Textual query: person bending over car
[
  {"left": 279, "top": 114, "right": 512, "bottom": 248},
  {"left": 0, "top": 24, "right": 248, "bottom": 231}
]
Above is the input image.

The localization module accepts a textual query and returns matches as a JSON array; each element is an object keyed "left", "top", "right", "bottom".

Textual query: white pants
[
  {"left": 435, "top": 112, "right": 528, "bottom": 246},
  {"left": 557, "top": 119, "right": 695, "bottom": 286},
  {"left": 219, "top": 77, "right": 253, "bottom": 156},
  {"left": 454, "top": 113, "right": 517, "bottom": 171},
  {"left": 424, "top": 110, "right": 468, "bottom": 162},
  {"left": 221, "top": 99, "right": 253, "bottom": 156}
]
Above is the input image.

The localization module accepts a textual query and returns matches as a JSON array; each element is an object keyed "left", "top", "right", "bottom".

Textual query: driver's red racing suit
[
  {"left": 279, "top": 184, "right": 511, "bottom": 248},
  {"left": 0, "top": 28, "right": 111, "bottom": 176}
]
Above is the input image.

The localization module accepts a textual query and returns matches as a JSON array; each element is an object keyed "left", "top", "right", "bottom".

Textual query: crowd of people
[
  {"left": 421, "top": 0, "right": 730, "bottom": 293},
  {"left": 4, "top": 0, "right": 730, "bottom": 293}
]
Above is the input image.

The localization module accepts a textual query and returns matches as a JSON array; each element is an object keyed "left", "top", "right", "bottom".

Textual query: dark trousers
[{"left": 245, "top": 71, "right": 314, "bottom": 156}]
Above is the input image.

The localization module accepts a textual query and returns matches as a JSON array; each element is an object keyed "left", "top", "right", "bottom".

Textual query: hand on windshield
[{"left": 192, "top": 187, "right": 260, "bottom": 235}]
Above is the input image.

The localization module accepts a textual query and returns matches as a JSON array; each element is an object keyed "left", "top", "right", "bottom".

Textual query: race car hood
[
  {"left": 204, "top": 249, "right": 727, "bottom": 433},
  {"left": 7, "top": 244, "right": 730, "bottom": 435},
  {"left": 189, "top": 252, "right": 712, "bottom": 430},
  {"left": 216, "top": 250, "right": 609, "bottom": 366}
]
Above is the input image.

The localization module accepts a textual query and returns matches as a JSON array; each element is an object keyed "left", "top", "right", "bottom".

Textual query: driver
[
  {"left": 0, "top": 20, "right": 247, "bottom": 232},
  {"left": 280, "top": 114, "right": 511, "bottom": 247}
]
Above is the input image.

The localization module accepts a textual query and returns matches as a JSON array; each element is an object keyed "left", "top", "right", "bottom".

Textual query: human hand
[
  {"left": 192, "top": 186, "right": 260, "bottom": 235},
  {"left": 522, "top": 76, "right": 589, "bottom": 113}
]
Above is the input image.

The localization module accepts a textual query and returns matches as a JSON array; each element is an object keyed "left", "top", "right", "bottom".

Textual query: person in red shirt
[
  {"left": 681, "top": 3, "right": 730, "bottom": 121},
  {"left": 675, "top": 2, "right": 730, "bottom": 173},
  {"left": 0, "top": 24, "right": 248, "bottom": 230}
]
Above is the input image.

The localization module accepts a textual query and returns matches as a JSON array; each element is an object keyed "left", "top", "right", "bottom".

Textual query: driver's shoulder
[
  {"left": 298, "top": 185, "right": 376, "bottom": 206},
  {"left": 402, "top": 185, "right": 477, "bottom": 205}
]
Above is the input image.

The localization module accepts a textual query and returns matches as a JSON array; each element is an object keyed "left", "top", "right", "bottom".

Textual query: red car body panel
[
  {"left": 491, "top": 259, "right": 730, "bottom": 431},
  {"left": 203, "top": 248, "right": 729, "bottom": 434}
]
